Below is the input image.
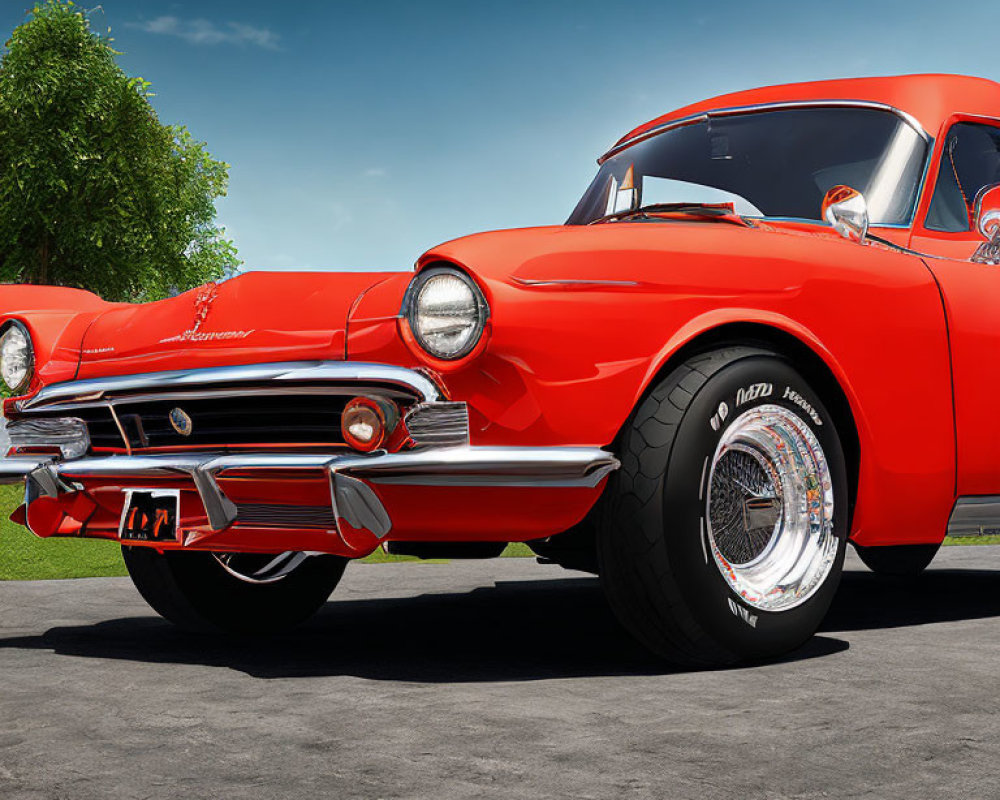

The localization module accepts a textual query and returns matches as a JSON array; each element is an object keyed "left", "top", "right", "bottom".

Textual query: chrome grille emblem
[{"left": 169, "top": 407, "right": 193, "bottom": 437}]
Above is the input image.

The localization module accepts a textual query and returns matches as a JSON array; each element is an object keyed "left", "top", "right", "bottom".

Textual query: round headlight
[
  {"left": 405, "top": 267, "right": 489, "bottom": 360},
  {"left": 0, "top": 322, "right": 34, "bottom": 394},
  {"left": 341, "top": 397, "right": 386, "bottom": 452}
]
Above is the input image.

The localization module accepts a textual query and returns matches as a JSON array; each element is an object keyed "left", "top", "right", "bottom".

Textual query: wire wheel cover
[
  {"left": 709, "top": 446, "right": 783, "bottom": 565},
  {"left": 705, "top": 404, "right": 836, "bottom": 612}
]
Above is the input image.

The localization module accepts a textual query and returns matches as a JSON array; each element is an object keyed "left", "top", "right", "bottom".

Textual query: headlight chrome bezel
[
  {"left": 0, "top": 320, "right": 35, "bottom": 395},
  {"left": 402, "top": 266, "right": 490, "bottom": 362}
]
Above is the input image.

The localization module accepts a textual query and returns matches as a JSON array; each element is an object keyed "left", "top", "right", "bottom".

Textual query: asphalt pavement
[{"left": 2, "top": 546, "right": 1000, "bottom": 799}]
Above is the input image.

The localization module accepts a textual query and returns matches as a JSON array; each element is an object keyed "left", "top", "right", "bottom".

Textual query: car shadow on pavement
[
  {"left": 0, "top": 573, "right": 851, "bottom": 681},
  {"left": 5, "top": 564, "right": 998, "bottom": 681},
  {"left": 820, "top": 565, "right": 1000, "bottom": 633}
]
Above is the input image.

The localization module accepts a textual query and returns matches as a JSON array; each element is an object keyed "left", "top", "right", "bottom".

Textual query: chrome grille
[
  {"left": 235, "top": 502, "right": 336, "bottom": 529},
  {"left": 405, "top": 402, "right": 469, "bottom": 447},
  {"left": 62, "top": 395, "right": 351, "bottom": 451},
  {"left": 11, "top": 364, "right": 469, "bottom": 455},
  {"left": 6, "top": 417, "right": 90, "bottom": 458}
]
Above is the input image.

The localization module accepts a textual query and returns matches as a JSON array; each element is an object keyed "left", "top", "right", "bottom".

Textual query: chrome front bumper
[
  {"left": 0, "top": 446, "right": 619, "bottom": 539},
  {"left": 0, "top": 360, "right": 619, "bottom": 542}
]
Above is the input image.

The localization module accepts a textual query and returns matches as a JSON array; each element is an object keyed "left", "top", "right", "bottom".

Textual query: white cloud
[
  {"left": 364, "top": 168, "right": 387, "bottom": 177},
  {"left": 128, "top": 16, "right": 280, "bottom": 50}
]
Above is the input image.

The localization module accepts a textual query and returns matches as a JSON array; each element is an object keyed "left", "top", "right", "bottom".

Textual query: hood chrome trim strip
[{"left": 17, "top": 361, "right": 442, "bottom": 413}]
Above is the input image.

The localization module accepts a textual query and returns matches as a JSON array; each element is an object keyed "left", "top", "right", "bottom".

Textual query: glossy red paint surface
[
  {"left": 0, "top": 284, "right": 110, "bottom": 387},
  {"left": 7, "top": 74, "right": 1000, "bottom": 552},
  {"left": 349, "top": 222, "right": 957, "bottom": 545},
  {"left": 14, "top": 473, "right": 602, "bottom": 558},
  {"left": 74, "top": 270, "right": 397, "bottom": 377}
]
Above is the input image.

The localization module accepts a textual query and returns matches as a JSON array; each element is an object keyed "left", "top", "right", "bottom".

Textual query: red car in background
[{"left": 2, "top": 73, "right": 999, "bottom": 667}]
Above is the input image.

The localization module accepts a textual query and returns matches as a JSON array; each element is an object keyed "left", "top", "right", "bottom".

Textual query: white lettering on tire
[
  {"left": 736, "top": 382, "right": 773, "bottom": 406},
  {"left": 728, "top": 598, "right": 759, "bottom": 628},
  {"left": 782, "top": 386, "right": 823, "bottom": 426},
  {"left": 709, "top": 402, "right": 730, "bottom": 431}
]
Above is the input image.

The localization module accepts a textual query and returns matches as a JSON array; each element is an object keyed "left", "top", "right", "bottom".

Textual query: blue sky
[{"left": 3, "top": 0, "right": 999, "bottom": 271}]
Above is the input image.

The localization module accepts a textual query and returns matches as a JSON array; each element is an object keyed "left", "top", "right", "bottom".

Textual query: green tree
[{"left": 0, "top": 1, "right": 239, "bottom": 301}]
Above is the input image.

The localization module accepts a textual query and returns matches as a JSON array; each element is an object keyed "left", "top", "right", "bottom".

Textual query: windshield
[{"left": 567, "top": 106, "right": 928, "bottom": 226}]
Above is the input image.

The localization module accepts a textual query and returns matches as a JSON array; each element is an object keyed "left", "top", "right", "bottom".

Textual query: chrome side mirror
[
  {"left": 971, "top": 184, "right": 1000, "bottom": 264},
  {"left": 973, "top": 184, "right": 1000, "bottom": 239},
  {"left": 822, "top": 185, "right": 869, "bottom": 243}
]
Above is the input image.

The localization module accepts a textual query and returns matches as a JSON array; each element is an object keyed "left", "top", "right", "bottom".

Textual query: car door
[{"left": 909, "top": 117, "right": 1000, "bottom": 503}]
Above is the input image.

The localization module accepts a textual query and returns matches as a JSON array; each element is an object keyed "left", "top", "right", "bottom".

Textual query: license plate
[{"left": 119, "top": 490, "right": 180, "bottom": 542}]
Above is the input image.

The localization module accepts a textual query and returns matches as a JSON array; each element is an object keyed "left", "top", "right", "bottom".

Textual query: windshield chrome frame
[
  {"left": 600, "top": 100, "right": 931, "bottom": 163},
  {"left": 592, "top": 100, "right": 933, "bottom": 229}
]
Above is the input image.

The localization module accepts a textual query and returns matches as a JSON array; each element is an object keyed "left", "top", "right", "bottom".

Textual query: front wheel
[
  {"left": 598, "top": 347, "right": 849, "bottom": 667},
  {"left": 122, "top": 547, "right": 348, "bottom": 634}
]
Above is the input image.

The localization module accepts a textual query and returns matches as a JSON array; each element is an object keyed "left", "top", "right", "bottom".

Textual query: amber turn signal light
[{"left": 341, "top": 397, "right": 386, "bottom": 452}]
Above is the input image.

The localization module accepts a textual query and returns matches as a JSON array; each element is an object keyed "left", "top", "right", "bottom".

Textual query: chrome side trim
[
  {"left": 947, "top": 496, "right": 1000, "bottom": 537},
  {"left": 510, "top": 277, "right": 641, "bottom": 288},
  {"left": 600, "top": 100, "right": 931, "bottom": 164},
  {"left": 18, "top": 361, "right": 442, "bottom": 413}
]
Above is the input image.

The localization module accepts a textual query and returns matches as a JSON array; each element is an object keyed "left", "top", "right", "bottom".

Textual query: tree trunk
[{"left": 37, "top": 237, "right": 49, "bottom": 284}]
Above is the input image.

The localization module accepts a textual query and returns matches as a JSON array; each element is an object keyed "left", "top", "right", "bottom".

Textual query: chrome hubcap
[
  {"left": 212, "top": 551, "right": 312, "bottom": 584},
  {"left": 705, "top": 404, "right": 836, "bottom": 612}
]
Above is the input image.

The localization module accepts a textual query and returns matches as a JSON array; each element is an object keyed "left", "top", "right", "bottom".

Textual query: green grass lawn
[
  {"left": 0, "top": 485, "right": 128, "bottom": 580},
  {"left": 0, "top": 481, "right": 993, "bottom": 580},
  {"left": 943, "top": 535, "right": 1000, "bottom": 546},
  {"left": 0, "top": 484, "right": 534, "bottom": 580}
]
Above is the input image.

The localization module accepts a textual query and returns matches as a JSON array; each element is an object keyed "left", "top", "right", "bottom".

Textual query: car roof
[{"left": 614, "top": 74, "right": 1000, "bottom": 150}]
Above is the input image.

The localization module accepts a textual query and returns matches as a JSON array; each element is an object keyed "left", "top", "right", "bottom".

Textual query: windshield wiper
[{"left": 589, "top": 202, "right": 751, "bottom": 226}]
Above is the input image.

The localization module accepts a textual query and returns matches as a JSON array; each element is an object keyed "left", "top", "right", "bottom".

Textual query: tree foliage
[{"left": 0, "top": 1, "right": 238, "bottom": 301}]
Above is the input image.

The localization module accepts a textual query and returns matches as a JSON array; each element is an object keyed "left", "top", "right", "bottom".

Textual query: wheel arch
[{"left": 620, "top": 319, "right": 863, "bottom": 530}]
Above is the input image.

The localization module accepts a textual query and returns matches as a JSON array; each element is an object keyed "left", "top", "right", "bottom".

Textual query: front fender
[
  {"left": 349, "top": 224, "right": 955, "bottom": 546},
  {"left": 0, "top": 285, "right": 110, "bottom": 389}
]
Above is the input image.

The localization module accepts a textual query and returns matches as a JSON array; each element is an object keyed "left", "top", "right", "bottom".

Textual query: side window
[{"left": 926, "top": 122, "right": 1000, "bottom": 232}]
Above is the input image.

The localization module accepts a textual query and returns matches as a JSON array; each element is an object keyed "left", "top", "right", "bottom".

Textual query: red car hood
[
  {"left": 420, "top": 219, "right": 854, "bottom": 283},
  {"left": 77, "top": 270, "right": 401, "bottom": 379}
]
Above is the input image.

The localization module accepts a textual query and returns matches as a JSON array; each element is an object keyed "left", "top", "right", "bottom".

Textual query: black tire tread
[
  {"left": 122, "top": 546, "right": 348, "bottom": 634},
  {"left": 853, "top": 542, "right": 940, "bottom": 577},
  {"left": 122, "top": 545, "right": 213, "bottom": 630},
  {"left": 599, "top": 347, "right": 775, "bottom": 667}
]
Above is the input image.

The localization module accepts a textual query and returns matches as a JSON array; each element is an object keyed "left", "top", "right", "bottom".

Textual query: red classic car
[{"left": 2, "top": 73, "right": 999, "bottom": 666}]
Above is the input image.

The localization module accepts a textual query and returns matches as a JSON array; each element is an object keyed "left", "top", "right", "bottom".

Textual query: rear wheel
[
  {"left": 854, "top": 543, "right": 939, "bottom": 577},
  {"left": 598, "top": 347, "right": 849, "bottom": 667},
  {"left": 122, "top": 547, "right": 347, "bottom": 634}
]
